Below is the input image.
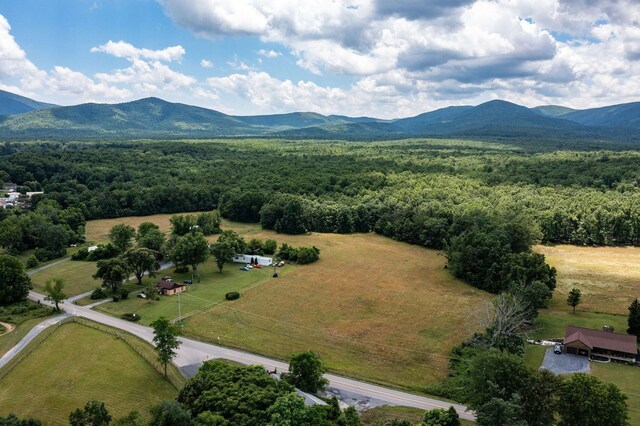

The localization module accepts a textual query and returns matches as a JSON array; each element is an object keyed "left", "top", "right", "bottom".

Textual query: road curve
[{"left": 25, "top": 290, "right": 474, "bottom": 421}]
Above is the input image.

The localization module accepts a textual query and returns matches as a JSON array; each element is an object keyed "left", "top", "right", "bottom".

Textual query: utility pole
[{"left": 177, "top": 291, "right": 184, "bottom": 331}]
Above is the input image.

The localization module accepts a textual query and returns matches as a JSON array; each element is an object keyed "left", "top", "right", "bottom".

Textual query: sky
[{"left": 0, "top": 0, "right": 639, "bottom": 118}]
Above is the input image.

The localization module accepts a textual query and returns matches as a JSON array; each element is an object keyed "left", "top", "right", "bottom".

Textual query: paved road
[
  {"left": 23, "top": 290, "right": 473, "bottom": 421},
  {"left": 0, "top": 313, "right": 71, "bottom": 370}
]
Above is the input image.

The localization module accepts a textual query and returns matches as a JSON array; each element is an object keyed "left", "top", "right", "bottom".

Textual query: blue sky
[{"left": 0, "top": 0, "right": 639, "bottom": 117}]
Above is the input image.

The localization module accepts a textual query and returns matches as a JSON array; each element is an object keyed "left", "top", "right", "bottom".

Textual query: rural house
[
  {"left": 156, "top": 277, "right": 187, "bottom": 296},
  {"left": 3, "top": 182, "right": 17, "bottom": 191},
  {"left": 564, "top": 325, "right": 638, "bottom": 362}
]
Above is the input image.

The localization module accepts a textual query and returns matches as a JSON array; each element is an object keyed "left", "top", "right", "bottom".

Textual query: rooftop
[{"left": 565, "top": 325, "right": 638, "bottom": 354}]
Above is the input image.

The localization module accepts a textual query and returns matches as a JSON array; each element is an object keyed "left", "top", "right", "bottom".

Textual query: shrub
[
  {"left": 119, "top": 288, "right": 129, "bottom": 300},
  {"left": 34, "top": 247, "right": 66, "bottom": 262},
  {"left": 25, "top": 255, "right": 39, "bottom": 269},
  {"left": 277, "top": 243, "right": 298, "bottom": 261},
  {"left": 90, "top": 287, "right": 107, "bottom": 300},
  {"left": 296, "top": 246, "right": 320, "bottom": 264},
  {"left": 71, "top": 248, "right": 89, "bottom": 261},
  {"left": 263, "top": 239, "right": 277, "bottom": 255},
  {"left": 121, "top": 313, "right": 140, "bottom": 322},
  {"left": 86, "top": 243, "right": 119, "bottom": 261},
  {"left": 225, "top": 291, "right": 240, "bottom": 301},
  {"left": 112, "top": 294, "right": 121, "bottom": 302},
  {"left": 174, "top": 265, "right": 189, "bottom": 273}
]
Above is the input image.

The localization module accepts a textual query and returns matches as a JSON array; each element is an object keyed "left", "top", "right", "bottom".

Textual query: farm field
[
  {"left": 30, "top": 260, "right": 97, "bottom": 297},
  {"left": 183, "top": 222, "right": 490, "bottom": 391},
  {"left": 0, "top": 322, "right": 177, "bottom": 424},
  {"left": 95, "top": 260, "right": 294, "bottom": 325},
  {"left": 535, "top": 245, "right": 640, "bottom": 315},
  {"left": 86, "top": 213, "right": 177, "bottom": 243}
]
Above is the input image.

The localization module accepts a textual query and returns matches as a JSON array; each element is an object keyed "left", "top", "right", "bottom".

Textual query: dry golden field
[
  {"left": 535, "top": 244, "right": 640, "bottom": 315},
  {"left": 186, "top": 222, "right": 490, "bottom": 390}
]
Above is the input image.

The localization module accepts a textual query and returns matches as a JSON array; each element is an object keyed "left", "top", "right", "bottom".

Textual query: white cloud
[
  {"left": 90, "top": 40, "right": 185, "bottom": 62},
  {"left": 200, "top": 59, "right": 214, "bottom": 68},
  {"left": 257, "top": 49, "right": 281, "bottom": 58}
]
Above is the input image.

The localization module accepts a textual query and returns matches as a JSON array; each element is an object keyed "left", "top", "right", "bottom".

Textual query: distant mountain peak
[{"left": 0, "top": 90, "right": 58, "bottom": 115}]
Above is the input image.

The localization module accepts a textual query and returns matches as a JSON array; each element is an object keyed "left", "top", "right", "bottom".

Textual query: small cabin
[{"left": 156, "top": 277, "right": 187, "bottom": 296}]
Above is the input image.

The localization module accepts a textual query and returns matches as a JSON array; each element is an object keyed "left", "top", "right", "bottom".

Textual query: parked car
[
  {"left": 137, "top": 293, "right": 147, "bottom": 299},
  {"left": 240, "top": 266, "right": 250, "bottom": 271},
  {"left": 554, "top": 343, "right": 563, "bottom": 354},
  {"left": 253, "top": 264, "right": 262, "bottom": 269},
  {"left": 277, "top": 261, "right": 285, "bottom": 267},
  {"left": 183, "top": 279, "right": 193, "bottom": 284}
]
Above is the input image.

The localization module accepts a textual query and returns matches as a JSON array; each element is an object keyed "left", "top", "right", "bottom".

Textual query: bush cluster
[{"left": 225, "top": 291, "right": 240, "bottom": 301}]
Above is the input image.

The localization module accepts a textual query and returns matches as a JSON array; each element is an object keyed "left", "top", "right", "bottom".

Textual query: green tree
[
  {"left": 422, "top": 407, "right": 460, "bottom": 426},
  {"left": 336, "top": 407, "right": 360, "bottom": 426},
  {"left": 0, "top": 414, "right": 42, "bottom": 426},
  {"left": 209, "top": 240, "right": 236, "bottom": 273},
  {"left": 0, "top": 255, "right": 32, "bottom": 305},
  {"left": 120, "top": 247, "right": 159, "bottom": 285},
  {"left": 43, "top": 278, "right": 66, "bottom": 311},
  {"left": 263, "top": 239, "right": 277, "bottom": 255},
  {"left": 476, "top": 398, "right": 525, "bottom": 426},
  {"left": 171, "top": 232, "right": 209, "bottom": 282},
  {"left": 627, "top": 298, "right": 640, "bottom": 337},
  {"left": 111, "top": 411, "right": 145, "bottom": 426},
  {"left": 136, "top": 223, "right": 165, "bottom": 253},
  {"left": 267, "top": 392, "right": 328, "bottom": 426},
  {"left": 170, "top": 214, "right": 196, "bottom": 236},
  {"left": 108, "top": 223, "right": 135, "bottom": 253},
  {"left": 285, "top": 351, "right": 328, "bottom": 393},
  {"left": 567, "top": 288, "right": 582, "bottom": 313},
  {"left": 149, "top": 401, "right": 192, "bottom": 426},
  {"left": 178, "top": 360, "right": 294, "bottom": 425},
  {"left": 151, "top": 317, "right": 181, "bottom": 377},
  {"left": 558, "top": 373, "right": 628, "bottom": 426},
  {"left": 196, "top": 211, "right": 222, "bottom": 235},
  {"left": 248, "top": 238, "right": 264, "bottom": 254},
  {"left": 93, "top": 258, "right": 130, "bottom": 292},
  {"left": 520, "top": 369, "right": 561, "bottom": 426},
  {"left": 68, "top": 400, "right": 111, "bottom": 426}
]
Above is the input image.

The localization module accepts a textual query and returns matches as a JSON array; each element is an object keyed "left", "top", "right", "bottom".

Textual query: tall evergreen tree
[{"left": 627, "top": 298, "right": 640, "bottom": 337}]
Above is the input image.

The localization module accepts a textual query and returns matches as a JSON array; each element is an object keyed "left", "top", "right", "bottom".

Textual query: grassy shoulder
[
  {"left": 0, "top": 322, "right": 178, "bottom": 425},
  {"left": 360, "top": 405, "right": 474, "bottom": 426},
  {"left": 95, "top": 260, "right": 292, "bottom": 325},
  {"left": 0, "top": 301, "right": 55, "bottom": 357}
]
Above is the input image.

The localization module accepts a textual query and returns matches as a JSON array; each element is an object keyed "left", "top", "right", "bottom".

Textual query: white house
[{"left": 233, "top": 254, "right": 273, "bottom": 266}]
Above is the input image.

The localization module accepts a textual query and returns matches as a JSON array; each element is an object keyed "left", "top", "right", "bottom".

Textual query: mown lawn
[
  {"left": 591, "top": 362, "right": 640, "bottom": 425},
  {"left": 95, "top": 260, "right": 293, "bottom": 325},
  {"left": 184, "top": 222, "right": 491, "bottom": 391},
  {"left": 30, "top": 260, "right": 98, "bottom": 297},
  {"left": 85, "top": 213, "right": 177, "bottom": 244},
  {"left": 0, "top": 322, "right": 177, "bottom": 425}
]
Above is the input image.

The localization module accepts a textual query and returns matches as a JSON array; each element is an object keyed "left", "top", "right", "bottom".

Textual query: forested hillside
[{"left": 2, "top": 139, "right": 640, "bottom": 249}]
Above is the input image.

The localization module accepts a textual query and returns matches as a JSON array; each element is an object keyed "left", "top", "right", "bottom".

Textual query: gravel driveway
[{"left": 541, "top": 347, "right": 590, "bottom": 374}]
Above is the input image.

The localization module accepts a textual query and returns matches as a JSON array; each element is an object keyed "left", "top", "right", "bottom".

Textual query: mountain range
[{"left": 0, "top": 90, "right": 638, "bottom": 142}]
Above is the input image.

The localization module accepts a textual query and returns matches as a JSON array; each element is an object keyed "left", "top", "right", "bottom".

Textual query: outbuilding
[{"left": 564, "top": 325, "right": 638, "bottom": 362}]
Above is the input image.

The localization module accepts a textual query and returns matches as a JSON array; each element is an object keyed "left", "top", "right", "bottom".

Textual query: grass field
[
  {"left": 95, "top": 261, "right": 294, "bottom": 325},
  {"left": 30, "top": 260, "right": 98, "bottom": 297},
  {"left": 536, "top": 245, "right": 640, "bottom": 315},
  {"left": 0, "top": 322, "right": 177, "bottom": 424},
  {"left": 183, "top": 222, "right": 490, "bottom": 391},
  {"left": 0, "top": 317, "right": 48, "bottom": 358},
  {"left": 86, "top": 213, "right": 177, "bottom": 243},
  {"left": 360, "top": 406, "right": 474, "bottom": 425},
  {"left": 591, "top": 362, "right": 640, "bottom": 424}
]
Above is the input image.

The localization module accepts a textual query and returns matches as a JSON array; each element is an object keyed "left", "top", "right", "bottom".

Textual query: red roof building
[{"left": 564, "top": 325, "right": 638, "bottom": 362}]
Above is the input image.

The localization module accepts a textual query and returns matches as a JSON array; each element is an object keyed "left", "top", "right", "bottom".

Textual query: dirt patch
[{"left": 0, "top": 321, "right": 15, "bottom": 336}]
